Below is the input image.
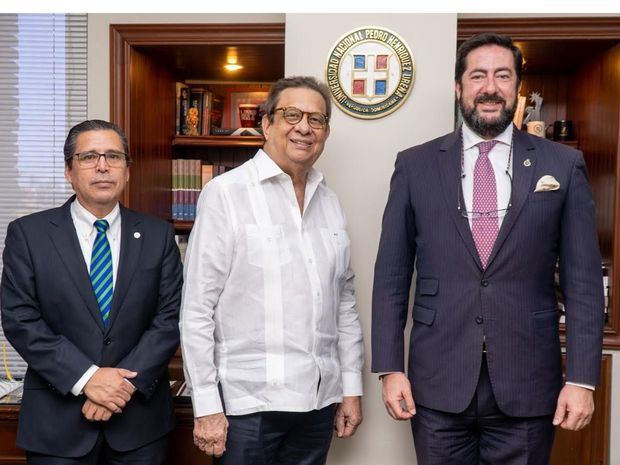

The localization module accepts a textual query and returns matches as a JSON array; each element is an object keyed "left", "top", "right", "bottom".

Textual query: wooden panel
[
  {"left": 168, "top": 404, "right": 213, "bottom": 465},
  {"left": 568, "top": 43, "right": 620, "bottom": 347},
  {"left": 0, "top": 405, "right": 24, "bottom": 464},
  {"left": 126, "top": 47, "right": 175, "bottom": 220},
  {"left": 458, "top": 18, "right": 620, "bottom": 41},
  {"left": 550, "top": 354, "right": 612, "bottom": 465}
]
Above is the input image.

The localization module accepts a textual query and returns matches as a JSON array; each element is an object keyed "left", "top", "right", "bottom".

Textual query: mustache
[{"left": 474, "top": 93, "right": 506, "bottom": 105}]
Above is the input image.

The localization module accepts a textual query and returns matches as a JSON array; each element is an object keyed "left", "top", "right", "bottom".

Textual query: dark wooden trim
[
  {"left": 458, "top": 17, "right": 620, "bottom": 41},
  {"left": 173, "top": 135, "right": 264, "bottom": 148},
  {"left": 0, "top": 405, "right": 19, "bottom": 421},
  {"left": 110, "top": 23, "right": 285, "bottom": 46}
]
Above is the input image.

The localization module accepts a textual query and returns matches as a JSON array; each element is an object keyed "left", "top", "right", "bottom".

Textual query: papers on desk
[{"left": 0, "top": 380, "right": 23, "bottom": 402}]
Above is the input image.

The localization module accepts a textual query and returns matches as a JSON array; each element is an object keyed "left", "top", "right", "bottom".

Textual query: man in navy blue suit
[
  {"left": 372, "top": 33, "right": 604, "bottom": 464},
  {"left": 1, "top": 120, "right": 182, "bottom": 464}
]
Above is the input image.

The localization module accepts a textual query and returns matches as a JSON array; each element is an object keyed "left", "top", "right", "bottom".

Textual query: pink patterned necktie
[{"left": 472, "top": 140, "right": 499, "bottom": 268}]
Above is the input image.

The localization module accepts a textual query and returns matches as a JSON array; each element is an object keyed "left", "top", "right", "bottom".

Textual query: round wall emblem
[{"left": 326, "top": 26, "right": 415, "bottom": 119}]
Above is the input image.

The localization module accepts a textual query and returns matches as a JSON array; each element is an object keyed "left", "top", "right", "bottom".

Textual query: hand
[
  {"left": 82, "top": 399, "right": 113, "bottom": 422},
  {"left": 193, "top": 413, "right": 228, "bottom": 457},
  {"left": 83, "top": 367, "right": 137, "bottom": 413},
  {"left": 382, "top": 372, "right": 416, "bottom": 420},
  {"left": 334, "top": 396, "right": 363, "bottom": 438},
  {"left": 553, "top": 384, "right": 595, "bottom": 431}
]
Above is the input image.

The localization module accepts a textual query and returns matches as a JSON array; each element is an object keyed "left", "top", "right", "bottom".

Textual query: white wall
[{"left": 286, "top": 14, "right": 457, "bottom": 465}]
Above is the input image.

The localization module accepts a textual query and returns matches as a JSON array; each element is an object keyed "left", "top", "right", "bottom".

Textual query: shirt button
[
  {"left": 475, "top": 316, "right": 484, "bottom": 324},
  {"left": 481, "top": 280, "right": 489, "bottom": 287},
  {"left": 308, "top": 258, "right": 313, "bottom": 264}
]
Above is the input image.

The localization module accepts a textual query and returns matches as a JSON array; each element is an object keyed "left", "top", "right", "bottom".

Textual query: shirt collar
[
  {"left": 71, "top": 198, "right": 120, "bottom": 238},
  {"left": 253, "top": 148, "right": 324, "bottom": 187},
  {"left": 461, "top": 121, "right": 514, "bottom": 151}
]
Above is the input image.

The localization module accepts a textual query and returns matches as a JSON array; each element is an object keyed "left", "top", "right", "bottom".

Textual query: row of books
[
  {"left": 171, "top": 159, "right": 233, "bottom": 220},
  {"left": 175, "top": 83, "right": 224, "bottom": 136}
]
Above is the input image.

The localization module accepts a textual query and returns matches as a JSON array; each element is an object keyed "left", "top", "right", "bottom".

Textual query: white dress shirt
[
  {"left": 69, "top": 199, "right": 121, "bottom": 395},
  {"left": 180, "top": 149, "right": 364, "bottom": 417},
  {"left": 461, "top": 122, "right": 513, "bottom": 228}
]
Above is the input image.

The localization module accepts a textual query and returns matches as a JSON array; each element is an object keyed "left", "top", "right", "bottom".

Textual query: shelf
[
  {"left": 557, "top": 140, "right": 578, "bottom": 148},
  {"left": 172, "top": 220, "right": 194, "bottom": 232},
  {"left": 173, "top": 135, "right": 264, "bottom": 148}
]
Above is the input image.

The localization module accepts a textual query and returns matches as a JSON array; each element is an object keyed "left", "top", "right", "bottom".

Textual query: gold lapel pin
[
  {"left": 523, "top": 159, "right": 531, "bottom": 167},
  {"left": 134, "top": 232, "right": 141, "bottom": 239}
]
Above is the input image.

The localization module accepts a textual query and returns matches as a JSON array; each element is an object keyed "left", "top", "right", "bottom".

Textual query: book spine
[
  {"left": 202, "top": 90, "right": 213, "bottom": 136},
  {"left": 179, "top": 86, "right": 190, "bottom": 135},
  {"left": 171, "top": 159, "right": 179, "bottom": 220}
]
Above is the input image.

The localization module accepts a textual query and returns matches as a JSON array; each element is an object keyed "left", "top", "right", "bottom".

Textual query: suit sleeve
[
  {"left": 559, "top": 151, "right": 604, "bottom": 386},
  {"left": 1, "top": 220, "right": 93, "bottom": 395},
  {"left": 116, "top": 223, "right": 183, "bottom": 398},
  {"left": 371, "top": 152, "right": 417, "bottom": 373}
]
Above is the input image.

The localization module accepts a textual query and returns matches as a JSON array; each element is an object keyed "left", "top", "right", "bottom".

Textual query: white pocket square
[{"left": 534, "top": 175, "right": 560, "bottom": 192}]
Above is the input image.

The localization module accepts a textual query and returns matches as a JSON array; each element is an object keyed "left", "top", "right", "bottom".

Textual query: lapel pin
[
  {"left": 133, "top": 232, "right": 141, "bottom": 239},
  {"left": 523, "top": 159, "right": 531, "bottom": 167}
]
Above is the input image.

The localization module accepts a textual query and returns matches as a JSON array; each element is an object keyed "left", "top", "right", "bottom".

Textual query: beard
[{"left": 459, "top": 92, "right": 516, "bottom": 139}]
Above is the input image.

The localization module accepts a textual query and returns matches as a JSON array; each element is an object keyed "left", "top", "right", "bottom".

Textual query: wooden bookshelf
[{"left": 172, "top": 135, "right": 264, "bottom": 148}]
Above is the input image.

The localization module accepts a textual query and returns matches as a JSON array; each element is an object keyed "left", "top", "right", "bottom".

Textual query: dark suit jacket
[
  {"left": 1, "top": 196, "right": 183, "bottom": 456},
  {"left": 372, "top": 127, "right": 604, "bottom": 417}
]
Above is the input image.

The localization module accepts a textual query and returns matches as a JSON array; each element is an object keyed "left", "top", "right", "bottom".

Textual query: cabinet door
[{"left": 550, "top": 355, "right": 611, "bottom": 465}]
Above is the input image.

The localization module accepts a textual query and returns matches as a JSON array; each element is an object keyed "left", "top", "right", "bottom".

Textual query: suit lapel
[
  {"left": 437, "top": 130, "right": 484, "bottom": 270},
  {"left": 106, "top": 206, "right": 143, "bottom": 333},
  {"left": 485, "top": 129, "right": 537, "bottom": 270},
  {"left": 47, "top": 197, "right": 106, "bottom": 331}
]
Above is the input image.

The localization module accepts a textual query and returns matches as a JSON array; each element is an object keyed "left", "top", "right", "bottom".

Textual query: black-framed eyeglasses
[
  {"left": 273, "top": 107, "right": 329, "bottom": 129},
  {"left": 72, "top": 151, "right": 128, "bottom": 168},
  {"left": 457, "top": 169, "right": 513, "bottom": 219}
]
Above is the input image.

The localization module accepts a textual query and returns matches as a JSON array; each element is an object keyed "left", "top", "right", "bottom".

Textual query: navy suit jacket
[
  {"left": 372, "top": 127, "right": 604, "bottom": 417},
  {"left": 1, "top": 196, "right": 183, "bottom": 456}
]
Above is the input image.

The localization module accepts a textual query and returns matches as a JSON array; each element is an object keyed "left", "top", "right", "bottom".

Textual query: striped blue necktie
[{"left": 90, "top": 220, "right": 113, "bottom": 325}]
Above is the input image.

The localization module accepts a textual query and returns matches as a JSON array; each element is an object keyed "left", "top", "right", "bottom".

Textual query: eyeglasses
[
  {"left": 273, "top": 107, "right": 329, "bottom": 129},
  {"left": 458, "top": 170, "right": 513, "bottom": 219},
  {"left": 72, "top": 151, "right": 128, "bottom": 168}
]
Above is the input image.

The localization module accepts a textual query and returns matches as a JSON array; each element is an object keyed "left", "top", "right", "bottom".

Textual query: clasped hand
[{"left": 82, "top": 367, "right": 137, "bottom": 421}]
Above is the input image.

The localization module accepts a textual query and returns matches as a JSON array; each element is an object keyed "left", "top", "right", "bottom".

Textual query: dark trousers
[
  {"left": 26, "top": 434, "right": 168, "bottom": 465},
  {"left": 412, "top": 355, "right": 555, "bottom": 465},
  {"left": 215, "top": 405, "right": 336, "bottom": 465}
]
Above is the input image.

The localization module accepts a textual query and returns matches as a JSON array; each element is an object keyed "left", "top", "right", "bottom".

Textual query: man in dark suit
[
  {"left": 1, "top": 120, "right": 183, "bottom": 464},
  {"left": 372, "top": 33, "right": 604, "bottom": 464}
]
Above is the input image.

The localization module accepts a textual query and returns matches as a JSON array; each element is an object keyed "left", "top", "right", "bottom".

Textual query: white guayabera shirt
[{"left": 180, "top": 149, "right": 364, "bottom": 417}]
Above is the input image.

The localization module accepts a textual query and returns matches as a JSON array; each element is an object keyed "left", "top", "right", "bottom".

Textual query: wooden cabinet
[
  {"left": 110, "top": 23, "right": 285, "bottom": 222},
  {"left": 459, "top": 17, "right": 620, "bottom": 464}
]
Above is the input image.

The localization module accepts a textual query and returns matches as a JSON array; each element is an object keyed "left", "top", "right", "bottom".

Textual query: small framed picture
[{"left": 228, "top": 91, "right": 269, "bottom": 128}]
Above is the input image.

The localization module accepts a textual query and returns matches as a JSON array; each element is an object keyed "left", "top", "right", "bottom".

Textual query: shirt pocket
[
  {"left": 320, "top": 228, "right": 350, "bottom": 278},
  {"left": 245, "top": 224, "right": 292, "bottom": 268}
]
